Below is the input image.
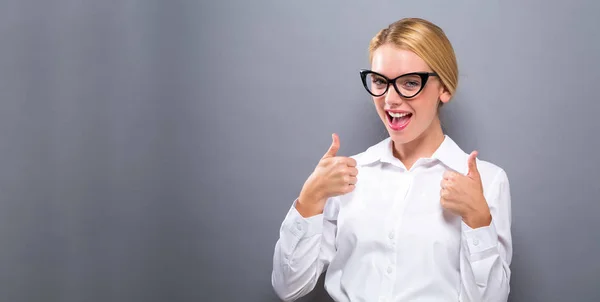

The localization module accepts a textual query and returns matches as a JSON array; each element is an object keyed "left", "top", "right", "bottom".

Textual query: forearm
[
  {"left": 272, "top": 202, "right": 334, "bottom": 301},
  {"left": 462, "top": 220, "right": 511, "bottom": 301}
]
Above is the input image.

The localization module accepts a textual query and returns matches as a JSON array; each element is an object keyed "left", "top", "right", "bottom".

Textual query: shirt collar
[
  {"left": 355, "top": 135, "right": 469, "bottom": 174},
  {"left": 431, "top": 135, "right": 469, "bottom": 174}
]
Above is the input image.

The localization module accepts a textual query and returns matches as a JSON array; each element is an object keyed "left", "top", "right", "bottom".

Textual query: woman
[{"left": 271, "top": 18, "right": 512, "bottom": 302}]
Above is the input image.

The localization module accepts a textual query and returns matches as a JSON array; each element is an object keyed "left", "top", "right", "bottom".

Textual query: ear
[{"left": 439, "top": 86, "right": 452, "bottom": 104}]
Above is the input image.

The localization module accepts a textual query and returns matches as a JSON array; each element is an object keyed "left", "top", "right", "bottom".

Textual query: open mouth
[{"left": 386, "top": 111, "right": 412, "bottom": 131}]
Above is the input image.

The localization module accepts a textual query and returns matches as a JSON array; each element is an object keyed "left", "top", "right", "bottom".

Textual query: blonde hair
[{"left": 369, "top": 18, "right": 458, "bottom": 100}]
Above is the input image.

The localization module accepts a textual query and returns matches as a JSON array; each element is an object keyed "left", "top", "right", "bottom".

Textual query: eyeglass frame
[{"left": 359, "top": 69, "right": 439, "bottom": 98}]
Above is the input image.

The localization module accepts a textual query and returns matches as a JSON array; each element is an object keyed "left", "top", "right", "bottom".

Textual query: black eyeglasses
[{"left": 359, "top": 69, "right": 438, "bottom": 98}]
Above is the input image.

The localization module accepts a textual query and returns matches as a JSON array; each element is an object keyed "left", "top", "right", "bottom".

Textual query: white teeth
[{"left": 388, "top": 112, "right": 410, "bottom": 118}]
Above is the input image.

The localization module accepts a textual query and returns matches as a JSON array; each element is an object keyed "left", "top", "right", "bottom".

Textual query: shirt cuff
[
  {"left": 461, "top": 219, "right": 499, "bottom": 254},
  {"left": 282, "top": 199, "right": 324, "bottom": 239}
]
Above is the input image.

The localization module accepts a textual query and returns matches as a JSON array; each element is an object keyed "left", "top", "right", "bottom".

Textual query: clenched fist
[
  {"left": 440, "top": 151, "right": 492, "bottom": 229},
  {"left": 296, "top": 133, "right": 358, "bottom": 217}
]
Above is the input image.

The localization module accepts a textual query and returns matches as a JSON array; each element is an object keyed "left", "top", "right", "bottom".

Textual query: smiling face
[{"left": 369, "top": 44, "right": 451, "bottom": 145}]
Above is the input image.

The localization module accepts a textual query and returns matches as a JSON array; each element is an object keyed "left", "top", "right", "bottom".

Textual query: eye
[
  {"left": 372, "top": 77, "right": 385, "bottom": 84},
  {"left": 398, "top": 76, "right": 422, "bottom": 90},
  {"left": 371, "top": 76, "right": 387, "bottom": 86},
  {"left": 403, "top": 80, "right": 420, "bottom": 87}
]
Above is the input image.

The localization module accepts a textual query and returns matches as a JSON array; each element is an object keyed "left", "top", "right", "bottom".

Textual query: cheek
[
  {"left": 413, "top": 92, "right": 440, "bottom": 117},
  {"left": 411, "top": 102, "right": 436, "bottom": 119},
  {"left": 373, "top": 97, "right": 385, "bottom": 111}
]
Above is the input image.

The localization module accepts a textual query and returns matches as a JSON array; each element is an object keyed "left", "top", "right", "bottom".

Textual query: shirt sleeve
[
  {"left": 460, "top": 169, "right": 513, "bottom": 302},
  {"left": 271, "top": 197, "right": 339, "bottom": 301}
]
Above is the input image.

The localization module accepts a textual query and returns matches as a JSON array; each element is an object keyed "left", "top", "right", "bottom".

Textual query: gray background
[{"left": 0, "top": 0, "right": 598, "bottom": 301}]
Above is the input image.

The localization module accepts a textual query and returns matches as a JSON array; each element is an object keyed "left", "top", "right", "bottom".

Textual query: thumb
[
  {"left": 467, "top": 150, "right": 480, "bottom": 178},
  {"left": 322, "top": 133, "right": 340, "bottom": 158}
]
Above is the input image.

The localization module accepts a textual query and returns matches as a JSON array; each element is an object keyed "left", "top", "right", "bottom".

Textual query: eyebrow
[{"left": 370, "top": 70, "right": 436, "bottom": 79}]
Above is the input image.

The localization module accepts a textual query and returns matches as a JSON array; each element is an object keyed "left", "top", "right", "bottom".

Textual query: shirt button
[
  {"left": 473, "top": 238, "right": 479, "bottom": 246},
  {"left": 387, "top": 266, "right": 393, "bottom": 274},
  {"left": 296, "top": 222, "right": 302, "bottom": 231},
  {"left": 388, "top": 231, "right": 395, "bottom": 239}
]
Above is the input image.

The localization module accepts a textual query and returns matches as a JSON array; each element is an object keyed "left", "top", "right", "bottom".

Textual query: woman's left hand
[{"left": 440, "top": 151, "right": 492, "bottom": 229}]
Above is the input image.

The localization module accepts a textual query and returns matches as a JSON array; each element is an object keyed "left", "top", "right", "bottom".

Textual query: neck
[{"left": 392, "top": 117, "right": 445, "bottom": 170}]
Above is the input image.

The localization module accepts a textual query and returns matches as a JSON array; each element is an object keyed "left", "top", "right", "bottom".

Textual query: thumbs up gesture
[
  {"left": 440, "top": 151, "right": 492, "bottom": 228},
  {"left": 297, "top": 134, "right": 358, "bottom": 217}
]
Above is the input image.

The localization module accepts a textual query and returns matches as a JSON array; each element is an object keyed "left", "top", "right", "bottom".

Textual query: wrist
[
  {"left": 300, "top": 181, "right": 325, "bottom": 203},
  {"left": 463, "top": 210, "right": 492, "bottom": 229},
  {"left": 295, "top": 199, "right": 323, "bottom": 218},
  {"left": 297, "top": 187, "right": 326, "bottom": 217}
]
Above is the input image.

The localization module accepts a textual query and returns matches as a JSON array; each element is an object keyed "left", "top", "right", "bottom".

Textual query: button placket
[{"left": 381, "top": 170, "right": 410, "bottom": 297}]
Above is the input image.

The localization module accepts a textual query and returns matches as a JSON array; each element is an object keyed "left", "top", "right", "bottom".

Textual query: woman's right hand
[{"left": 296, "top": 133, "right": 358, "bottom": 217}]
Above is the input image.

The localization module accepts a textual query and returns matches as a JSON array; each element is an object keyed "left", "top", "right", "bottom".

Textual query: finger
[
  {"left": 441, "top": 179, "right": 455, "bottom": 190},
  {"left": 440, "top": 191, "right": 457, "bottom": 207},
  {"left": 344, "top": 184, "right": 356, "bottom": 194},
  {"left": 440, "top": 195, "right": 452, "bottom": 209},
  {"left": 347, "top": 167, "right": 359, "bottom": 177},
  {"left": 443, "top": 170, "right": 458, "bottom": 180},
  {"left": 440, "top": 197, "right": 460, "bottom": 214},
  {"left": 334, "top": 157, "right": 355, "bottom": 167},
  {"left": 467, "top": 150, "right": 480, "bottom": 179},
  {"left": 348, "top": 176, "right": 358, "bottom": 185},
  {"left": 345, "top": 157, "right": 357, "bottom": 167},
  {"left": 322, "top": 133, "right": 340, "bottom": 159},
  {"left": 440, "top": 188, "right": 450, "bottom": 200}
]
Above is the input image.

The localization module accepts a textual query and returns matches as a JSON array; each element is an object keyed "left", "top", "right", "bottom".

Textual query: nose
[{"left": 384, "top": 85, "right": 403, "bottom": 107}]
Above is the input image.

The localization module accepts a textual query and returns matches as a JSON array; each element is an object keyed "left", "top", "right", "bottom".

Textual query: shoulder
[
  {"left": 476, "top": 158, "right": 510, "bottom": 194},
  {"left": 444, "top": 135, "right": 508, "bottom": 185}
]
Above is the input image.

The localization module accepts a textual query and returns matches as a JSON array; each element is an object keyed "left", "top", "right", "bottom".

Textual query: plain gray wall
[{"left": 0, "top": 0, "right": 598, "bottom": 301}]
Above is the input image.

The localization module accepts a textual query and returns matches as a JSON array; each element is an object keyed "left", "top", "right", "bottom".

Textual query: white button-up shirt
[{"left": 272, "top": 135, "right": 512, "bottom": 302}]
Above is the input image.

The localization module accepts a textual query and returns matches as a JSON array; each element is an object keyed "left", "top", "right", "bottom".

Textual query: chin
[{"left": 387, "top": 130, "right": 417, "bottom": 144}]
